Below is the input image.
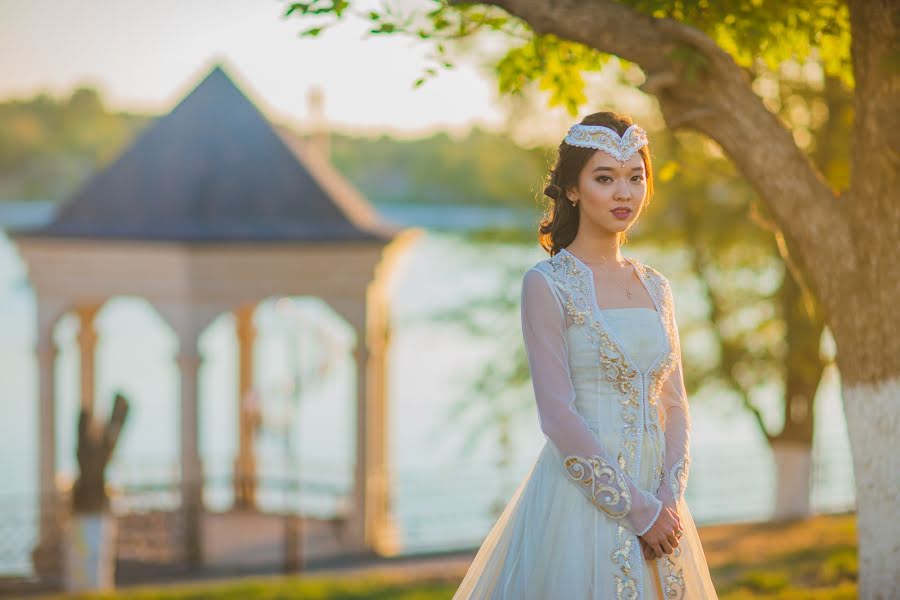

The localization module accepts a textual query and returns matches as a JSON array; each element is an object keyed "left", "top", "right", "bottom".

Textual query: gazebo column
[
  {"left": 232, "top": 304, "right": 257, "bottom": 511},
  {"left": 175, "top": 334, "right": 204, "bottom": 565},
  {"left": 349, "top": 284, "right": 397, "bottom": 555},
  {"left": 367, "top": 305, "right": 398, "bottom": 555},
  {"left": 350, "top": 339, "right": 370, "bottom": 553},
  {"left": 36, "top": 335, "right": 59, "bottom": 544},
  {"left": 30, "top": 296, "right": 67, "bottom": 576},
  {"left": 76, "top": 305, "right": 101, "bottom": 414},
  {"left": 156, "top": 302, "right": 217, "bottom": 566}
]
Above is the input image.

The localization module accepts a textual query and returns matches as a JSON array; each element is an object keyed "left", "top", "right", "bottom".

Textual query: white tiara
[{"left": 564, "top": 123, "right": 649, "bottom": 163}]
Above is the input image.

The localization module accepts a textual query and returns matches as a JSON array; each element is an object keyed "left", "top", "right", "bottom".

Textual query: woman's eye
[{"left": 596, "top": 175, "right": 644, "bottom": 183}]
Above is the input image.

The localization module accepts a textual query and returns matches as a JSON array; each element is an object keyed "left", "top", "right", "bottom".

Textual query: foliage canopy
[{"left": 283, "top": 0, "right": 852, "bottom": 114}]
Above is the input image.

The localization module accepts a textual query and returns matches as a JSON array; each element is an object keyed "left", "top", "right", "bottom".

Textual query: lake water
[{"left": 0, "top": 202, "right": 855, "bottom": 568}]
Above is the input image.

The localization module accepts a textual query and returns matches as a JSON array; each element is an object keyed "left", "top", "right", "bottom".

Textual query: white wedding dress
[{"left": 453, "top": 248, "right": 718, "bottom": 599}]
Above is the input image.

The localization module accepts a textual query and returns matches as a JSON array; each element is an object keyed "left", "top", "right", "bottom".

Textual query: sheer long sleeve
[
  {"left": 656, "top": 285, "right": 691, "bottom": 507},
  {"left": 520, "top": 268, "right": 662, "bottom": 535}
]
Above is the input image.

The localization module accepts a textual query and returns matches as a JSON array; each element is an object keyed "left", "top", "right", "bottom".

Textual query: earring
[{"left": 569, "top": 197, "right": 578, "bottom": 206}]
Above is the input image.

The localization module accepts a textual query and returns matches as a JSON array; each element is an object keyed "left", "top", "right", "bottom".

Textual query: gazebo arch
[{"left": 10, "top": 62, "right": 418, "bottom": 564}]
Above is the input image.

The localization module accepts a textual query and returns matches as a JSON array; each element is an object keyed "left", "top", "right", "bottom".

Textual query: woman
[{"left": 452, "top": 112, "right": 718, "bottom": 599}]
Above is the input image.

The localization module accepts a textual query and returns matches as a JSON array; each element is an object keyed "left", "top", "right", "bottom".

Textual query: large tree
[{"left": 285, "top": 0, "right": 899, "bottom": 595}]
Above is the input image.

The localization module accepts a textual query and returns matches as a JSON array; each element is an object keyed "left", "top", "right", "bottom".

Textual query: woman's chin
[
  {"left": 586, "top": 215, "right": 633, "bottom": 233},
  {"left": 606, "top": 220, "right": 632, "bottom": 232}
]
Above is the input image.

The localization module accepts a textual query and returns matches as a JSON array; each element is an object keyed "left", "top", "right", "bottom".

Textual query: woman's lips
[{"left": 611, "top": 208, "right": 632, "bottom": 220}]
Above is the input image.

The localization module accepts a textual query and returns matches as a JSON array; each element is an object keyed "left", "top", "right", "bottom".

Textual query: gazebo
[{"left": 10, "top": 63, "right": 414, "bottom": 565}]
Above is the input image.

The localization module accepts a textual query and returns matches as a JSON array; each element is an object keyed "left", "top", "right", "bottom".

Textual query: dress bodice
[
  {"left": 565, "top": 307, "right": 667, "bottom": 431},
  {"left": 598, "top": 307, "right": 666, "bottom": 374}
]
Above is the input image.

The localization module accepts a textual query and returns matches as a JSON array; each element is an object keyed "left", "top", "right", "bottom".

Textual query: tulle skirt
[{"left": 452, "top": 436, "right": 718, "bottom": 599}]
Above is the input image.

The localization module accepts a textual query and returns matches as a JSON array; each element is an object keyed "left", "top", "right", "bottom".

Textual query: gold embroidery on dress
[
  {"left": 611, "top": 524, "right": 638, "bottom": 599},
  {"left": 643, "top": 274, "right": 682, "bottom": 509},
  {"left": 564, "top": 454, "right": 632, "bottom": 517},
  {"left": 645, "top": 270, "right": 678, "bottom": 418},
  {"left": 663, "top": 551, "right": 686, "bottom": 599}
]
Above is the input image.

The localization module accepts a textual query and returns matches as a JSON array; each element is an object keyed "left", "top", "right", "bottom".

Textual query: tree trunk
[
  {"left": 771, "top": 441, "right": 812, "bottom": 520},
  {"left": 842, "top": 377, "right": 900, "bottom": 597},
  {"left": 841, "top": 1, "right": 900, "bottom": 596},
  {"left": 771, "top": 270, "right": 824, "bottom": 519}
]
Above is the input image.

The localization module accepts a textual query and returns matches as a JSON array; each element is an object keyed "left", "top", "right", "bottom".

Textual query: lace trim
[{"left": 563, "top": 454, "right": 632, "bottom": 517}]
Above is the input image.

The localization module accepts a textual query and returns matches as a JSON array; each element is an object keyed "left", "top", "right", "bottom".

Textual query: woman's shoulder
[
  {"left": 630, "top": 256, "right": 671, "bottom": 288},
  {"left": 522, "top": 259, "right": 553, "bottom": 290},
  {"left": 523, "top": 254, "right": 557, "bottom": 279},
  {"left": 521, "top": 256, "right": 563, "bottom": 302}
]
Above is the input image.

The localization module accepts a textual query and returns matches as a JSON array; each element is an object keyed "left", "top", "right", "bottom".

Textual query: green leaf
[
  {"left": 300, "top": 26, "right": 323, "bottom": 37},
  {"left": 285, "top": 3, "right": 311, "bottom": 17}
]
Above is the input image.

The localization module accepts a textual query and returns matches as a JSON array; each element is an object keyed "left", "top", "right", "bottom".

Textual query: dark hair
[{"left": 539, "top": 111, "right": 654, "bottom": 255}]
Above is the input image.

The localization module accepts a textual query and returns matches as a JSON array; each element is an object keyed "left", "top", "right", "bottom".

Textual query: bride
[{"left": 452, "top": 112, "right": 718, "bottom": 599}]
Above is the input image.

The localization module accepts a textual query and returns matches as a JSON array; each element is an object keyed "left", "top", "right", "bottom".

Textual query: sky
[{"left": 0, "top": 0, "right": 512, "bottom": 138}]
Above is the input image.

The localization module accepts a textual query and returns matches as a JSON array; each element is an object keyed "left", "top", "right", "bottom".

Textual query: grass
[
  {"left": 35, "top": 512, "right": 857, "bottom": 599},
  {"left": 35, "top": 573, "right": 461, "bottom": 600},
  {"left": 700, "top": 512, "right": 857, "bottom": 599}
]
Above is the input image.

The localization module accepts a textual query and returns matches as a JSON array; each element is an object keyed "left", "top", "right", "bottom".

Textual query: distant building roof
[{"left": 15, "top": 64, "right": 396, "bottom": 243}]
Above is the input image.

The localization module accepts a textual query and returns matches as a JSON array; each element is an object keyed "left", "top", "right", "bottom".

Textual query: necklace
[{"left": 579, "top": 257, "right": 634, "bottom": 300}]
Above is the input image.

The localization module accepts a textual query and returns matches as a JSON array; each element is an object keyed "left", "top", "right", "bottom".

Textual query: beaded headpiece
[{"left": 563, "top": 123, "right": 649, "bottom": 165}]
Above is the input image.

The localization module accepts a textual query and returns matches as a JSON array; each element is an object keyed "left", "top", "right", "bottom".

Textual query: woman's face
[{"left": 566, "top": 149, "right": 647, "bottom": 235}]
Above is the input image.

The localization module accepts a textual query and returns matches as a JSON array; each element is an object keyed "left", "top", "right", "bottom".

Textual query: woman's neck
[{"left": 566, "top": 232, "right": 625, "bottom": 266}]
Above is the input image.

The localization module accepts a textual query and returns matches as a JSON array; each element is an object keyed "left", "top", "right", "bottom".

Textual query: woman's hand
[
  {"left": 641, "top": 481, "right": 684, "bottom": 560},
  {"left": 638, "top": 504, "right": 682, "bottom": 560},
  {"left": 639, "top": 536, "right": 656, "bottom": 561}
]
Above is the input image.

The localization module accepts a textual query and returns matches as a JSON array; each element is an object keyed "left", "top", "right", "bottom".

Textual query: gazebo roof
[{"left": 16, "top": 64, "right": 395, "bottom": 243}]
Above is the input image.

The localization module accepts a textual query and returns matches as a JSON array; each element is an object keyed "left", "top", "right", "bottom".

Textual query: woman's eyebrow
[{"left": 592, "top": 165, "right": 644, "bottom": 172}]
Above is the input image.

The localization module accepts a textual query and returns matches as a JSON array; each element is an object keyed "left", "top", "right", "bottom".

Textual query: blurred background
[{"left": 0, "top": 0, "right": 860, "bottom": 597}]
